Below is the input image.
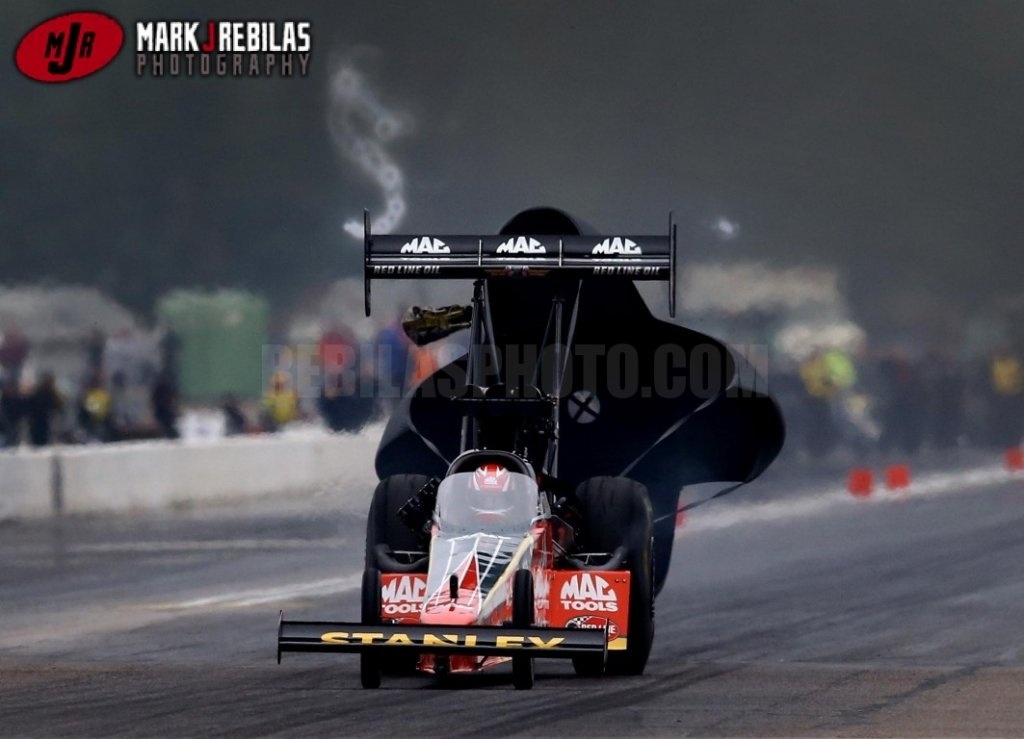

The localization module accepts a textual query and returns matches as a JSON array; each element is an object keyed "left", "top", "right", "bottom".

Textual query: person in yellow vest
[
  {"left": 801, "top": 349, "right": 857, "bottom": 395},
  {"left": 798, "top": 347, "right": 864, "bottom": 456},
  {"left": 798, "top": 350, "right": 839, "bottom": 455},
  {"left": 990, "top": 346, "right": 1023, "bottom": 446},
  {"left": 78, "top": 371, "right": 112, "bottom": 441},
  {"left": 991, "top": 348, "right": 1023, "bottom": 396},
  {"left": 822, "top": 348, "right": 857, "bottom": 392},
  {"left": 799, "top": 350, "right": 835, "bottom": 399},
  {"left": 261, "top": 371, "right": 299, "bottom": 432}
]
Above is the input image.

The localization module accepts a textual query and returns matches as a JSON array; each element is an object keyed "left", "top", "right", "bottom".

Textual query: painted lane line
[
  {"left": 5, "top": 538, "right": 346, "bottom": 556},
  {"left": 73, "top": 538, "right": 345, "bottom": 553},
  {"left": 165, "top": 573, "right": 363, "bottom": 610}
]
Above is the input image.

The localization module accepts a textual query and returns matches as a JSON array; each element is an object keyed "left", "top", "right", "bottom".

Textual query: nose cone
[{"left": 420, "top": 590, "right": 479, "bottom": 626}]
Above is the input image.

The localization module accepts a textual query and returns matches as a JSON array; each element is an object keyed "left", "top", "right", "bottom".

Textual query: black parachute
[{"left": 374, "top": 208, "right": 785, "bottom": 590}]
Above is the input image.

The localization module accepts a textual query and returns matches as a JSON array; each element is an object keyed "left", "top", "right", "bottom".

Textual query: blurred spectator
[
  {"left": 261, "top": 371, "right": 299, "bottom": 432},
  {"left": 318, "top": 371, "right": 375, "bottom": 432},
  {"left": 798, "top": 347, "right": 874, "bottom": 456},
  {"left": 222, "top": 394, "right": 248, "bottom": 436},
  {"left": 988, "top": 346, "right": 1023, "bottom": 446},
  {"left": 797, "top": 350, "right": 840, "bottom": 456},
  {"left": 86, "top": 328, "right": 106, "bottom": 376},
  {"left": 0, "top": 327, "right": 30, "bottom": 384},
  {"left": 78, "top": 371, "right": 113, "bottom": 442},
  {"left": 875, "top": 352, "right": 925, "bottom": 455},
  {"left": 922, "top": 349, "right": 965, "bottom": 449},
  {"left": 27, "top": 372, "right": 63, "bottom": 447},
  {"left": 159, "top": 328, "right": 181, "bottom": 384},
  {"left": 319, "top": 326, "right": 359, "bottom": 377},
  {"left": 409, "top": 345, "right": 440, "bottom": 390},
  {"left": 0, "top": 377, "right": 25, "bottom": 447},
  {"left": 822, "top": 348, "right": 857, "bottom": 392},
  {"left": 318, "top": 372, "right": 348, "bottom": 432},
  {"left": 151, "top": 371, "right": 180, "bottom": 439},
  {"left": 375, "top": 319, "right": 411, "bottom": 403},
  {"left": 799, "top": 350, "right": 837, "bottom": 400},
  {"left": 107, "top": 371, "right": 130, "bottom": 441}
]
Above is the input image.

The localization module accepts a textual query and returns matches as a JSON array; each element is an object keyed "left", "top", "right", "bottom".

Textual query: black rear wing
[{"left": 363, "top": 210, "right": 678, "bottom": 317}]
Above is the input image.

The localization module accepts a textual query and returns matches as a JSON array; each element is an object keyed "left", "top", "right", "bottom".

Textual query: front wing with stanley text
[{"left": 277, "top": 619, "right": 608, "bottom": 663}]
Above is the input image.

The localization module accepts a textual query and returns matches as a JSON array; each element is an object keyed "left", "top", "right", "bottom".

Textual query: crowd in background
[
  {"left": 0, "top": 327, "right": 181, "bottom": 448},
  {"left": 778, "top": 343, "right": 1024, "bottom": 461},
  {"left": 258, "top": 318, "right": 440, "bottom": 434},
  {"left": 4, "top": 314, "right": 1024, "bottom": 461},
  {"left": 0, "top": 314, "right": 442, "bottom": 448}
]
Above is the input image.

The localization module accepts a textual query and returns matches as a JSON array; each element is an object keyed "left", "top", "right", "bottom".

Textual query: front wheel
[
  {"left": 360, "top": 567, "right": 382, "bottom": 689},
  {"left": 511, "top": 569, "right": 535, "bottom": 690}
]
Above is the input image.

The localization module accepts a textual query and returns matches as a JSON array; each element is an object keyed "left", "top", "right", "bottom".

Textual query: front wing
[{"left": 277, "top": 620, "right": 608, "bottom": 662}]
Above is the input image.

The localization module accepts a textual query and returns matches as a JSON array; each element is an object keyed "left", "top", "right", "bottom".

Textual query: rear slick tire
[
  {"left": 574, "top": 476, "right": 655, "bottom": 676},
  {"left": 365, "top": 474, "right": 431, "bottom": 569}
]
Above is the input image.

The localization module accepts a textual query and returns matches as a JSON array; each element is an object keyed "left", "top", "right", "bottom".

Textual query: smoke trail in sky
[{"left": 327, "top": 59, "right": 409, "bottom": 239}]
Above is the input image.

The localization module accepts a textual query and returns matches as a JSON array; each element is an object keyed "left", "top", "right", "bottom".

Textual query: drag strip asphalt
[{"left": 3, "top": 458, "right": 1024, "bottom": 736}]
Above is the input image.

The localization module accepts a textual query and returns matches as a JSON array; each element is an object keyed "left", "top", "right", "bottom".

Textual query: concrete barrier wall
[
  {"left": 0, "top": 448, "right": 55, "bottom": 519},
  {"left": 0, "top": 425, "right": 384, "bottom": 519}
]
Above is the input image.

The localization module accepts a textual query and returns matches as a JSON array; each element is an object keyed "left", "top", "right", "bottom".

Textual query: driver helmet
[{"left": 472, "top": 463, "right": 512, "bottom": 492}]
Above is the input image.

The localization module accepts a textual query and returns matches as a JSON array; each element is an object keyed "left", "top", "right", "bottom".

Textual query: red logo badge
[
  {"left": 566, "top": 615, "right": 619, "bottom": 642},
  {"left": 15, "top": 11, "right": 124, "bottom": 83}
]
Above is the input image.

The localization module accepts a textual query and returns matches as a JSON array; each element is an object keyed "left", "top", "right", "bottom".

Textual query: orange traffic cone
[
  {"left": 847, "top": 468, "right": 874, "bottom": 497},
  {"left": 885, "top": 464, "right": 911, "bottom": 490}
]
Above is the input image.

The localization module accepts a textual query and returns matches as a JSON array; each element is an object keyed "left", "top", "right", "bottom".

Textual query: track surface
[{"left": 3, "top": 457, "right": 1024, "bottom": 737}]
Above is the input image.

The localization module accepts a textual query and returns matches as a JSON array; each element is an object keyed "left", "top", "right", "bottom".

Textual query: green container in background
[{"left": 156, "top": 290, "right": 269, "bottom": 401}]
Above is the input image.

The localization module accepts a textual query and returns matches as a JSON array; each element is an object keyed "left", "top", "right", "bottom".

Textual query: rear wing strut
[{"left": 363, "top": 210, "right": 678, "bottom": 318}]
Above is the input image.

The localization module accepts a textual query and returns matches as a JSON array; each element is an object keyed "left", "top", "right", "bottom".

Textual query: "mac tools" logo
[
  {"left": 496, "top": 237, "right": 545, "bottom": 255},
  {"left": 400, "top": 237, "right": 450, "bottom": 255},
  {"left": 591, "top": 238, "right": 642, "bottom": 256},
  {"left": 134, "top": 20, "right": 311, "bottom": 78},
  {"left": 559, "top": 573, "right": 618, "bottom": 612},
  {"left": 381, "top": 576, "right": 427, "bottom": 615}
]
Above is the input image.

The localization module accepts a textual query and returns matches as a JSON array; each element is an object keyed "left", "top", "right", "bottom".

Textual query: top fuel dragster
[{"left": 278, "top": 207, "right": 784, "bottom": 688}]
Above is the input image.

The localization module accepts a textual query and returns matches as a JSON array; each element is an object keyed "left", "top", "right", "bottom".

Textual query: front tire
[
  {"left": 512, "top": 569, "right": 535, "bottom": 690},
  {"left": 360, "top": 567, "right": 382, "bottom": 689}
]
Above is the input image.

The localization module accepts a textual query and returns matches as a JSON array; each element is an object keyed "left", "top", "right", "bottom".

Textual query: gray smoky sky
[{"left": 3, "top": 1, "right": 1024, "bottom": 341}]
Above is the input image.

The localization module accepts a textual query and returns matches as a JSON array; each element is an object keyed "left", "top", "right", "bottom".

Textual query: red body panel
[
  {"left": 547, "top": 570, "right": 630, "bottom": 649},
  {"left": 379, "top": 554, "right": 631, "bottom": 672}
]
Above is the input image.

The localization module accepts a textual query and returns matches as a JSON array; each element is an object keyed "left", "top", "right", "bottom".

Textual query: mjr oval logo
[{"left": 15, "top": 11, "right": 124, "bottom": 83}]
